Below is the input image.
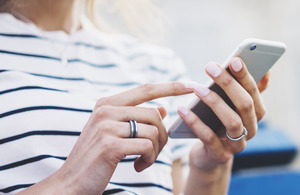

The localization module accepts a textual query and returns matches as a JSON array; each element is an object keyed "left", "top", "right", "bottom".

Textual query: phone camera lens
[{"left": 250, "top": 45, "right": 257, "bottom": 50}]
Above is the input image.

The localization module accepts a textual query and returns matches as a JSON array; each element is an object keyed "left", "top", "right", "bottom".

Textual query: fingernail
[
  {"left": 195, "top": 84, "right": 210, "bottom": 97},
  {"left": 231, "top": 58, "right": 243, "bottom": 72},
  {"left": 178, "top": 106, "right": 189, "bottom": 116},
  {"left": 205, "top": 62, "right": 222, "bottom": 77},
  {"left": 183, "top": 81, "right": 197, "bottom": 90}
]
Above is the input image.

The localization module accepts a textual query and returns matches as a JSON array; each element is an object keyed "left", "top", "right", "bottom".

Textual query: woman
[{"left": 0, "top": 0, "right": 269, "bottom": 194}]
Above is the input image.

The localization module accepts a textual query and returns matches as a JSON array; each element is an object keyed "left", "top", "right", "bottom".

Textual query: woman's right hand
[{"left": 19, "top": 82, "right": 194, "bottom": 194}]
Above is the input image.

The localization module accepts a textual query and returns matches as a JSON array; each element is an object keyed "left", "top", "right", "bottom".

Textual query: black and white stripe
[{"left": 0, "top": 13, "right": 193, "bottom": 194}]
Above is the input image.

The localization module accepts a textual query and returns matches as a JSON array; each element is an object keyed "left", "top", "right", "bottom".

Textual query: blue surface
[
  {"left": 233, "top": 128, "right": 298, "bottom": 171},
  {"left": 229, "top": 171, "right": 300, "bottom": 195},
  {"left": 229, "top": 124, "right": 299, "bottom": 194},
  {"left": 237, "top": 128, "right": 296, "bottom": 154}
]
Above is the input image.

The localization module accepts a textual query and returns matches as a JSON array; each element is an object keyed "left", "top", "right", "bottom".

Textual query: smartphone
[{"left": 168, "top": 38, "right": 286, "bottom": 138}]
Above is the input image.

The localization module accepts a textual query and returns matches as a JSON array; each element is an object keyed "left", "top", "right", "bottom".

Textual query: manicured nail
[
  {"left": 205, "top": 62, "right": 222, "bottom": 77},
  {"left": 183, "top": 81, "right": 197, "bottom": 90},
  {"left": 178, "top": 106, "right": 190, "bottom": 116},
  {"left": 195, "top": 84, "right": 210, "bottom": 97},
  {"left": 231, "top": 58, "right": 243, "bottom": 72}
]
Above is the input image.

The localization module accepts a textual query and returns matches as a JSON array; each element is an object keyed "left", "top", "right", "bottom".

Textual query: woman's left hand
[{"left": 179, "top": 57, "right": 268, "bottom": 175}]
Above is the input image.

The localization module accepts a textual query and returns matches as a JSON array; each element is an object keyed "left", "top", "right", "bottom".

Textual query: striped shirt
[{"left": 0, "top": 13, "right": 193, "bottom": 194}]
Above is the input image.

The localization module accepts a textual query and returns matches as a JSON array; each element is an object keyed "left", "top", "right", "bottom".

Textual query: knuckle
[
  {"left": 217, "top": 153, "right": 232, "bottom": 164},
  {"left": 256, "top": 105, "right": 266, "bottom": 121},
  {"left": 140, "top": 83, "right": 155, "bottom": 97},
  {"left": 206, "top": 94, "right": 221, "bottom": 106},
  {"left": 101, "top": 138, "right": 126, "bottom": 160},
  {"left": 187, "top": 115, "right": 199, "bottom": 130},
  {"left": 94, "top": 106, "right": 111, "bottom": 118},
  {"left": 247, "top": 83, "right": 258, "bottom": 96},
  {"left": 143, "top": 140, "right": 154, "bottom": 153},
  {"left": 171, "top": 82, "right": 180, "bottom": 92},
  {"left": 246, "top": 125, "right": 258, "bottom": 140},
  {"left": 160, "top": 129, "right": 168, "bottom": 146},
  {"left": 149, "top": 126, "right": 159, "bottom": 138},
  {"left": 220, "top": 75, "right": 234, "bottom": 87},
  {"left": 247, "top": 131, "right": 255, "bottom": 140},
  {"left": 149, "top": 107, "right": 162, "bottom": 120},
  {"left": 228, "top": 117, "right": 242, "bottom": 132},
  {"left": 96, "top": 97, "right": 110, "bottom": 107},
  {"left": 203, "top": 132, "right": 215, "bottom": 145},
  {"left": 98, "top": 120, "right": 112, "bottom": 133},
  {"left": 240, "top": 98, "right": 254, "bottom": 113},
  {"left": 233, "top": 141, "right": 247, "bottom": 154},
  {"left": 100, "top": 137, "right": 115, "bottom": 152}
]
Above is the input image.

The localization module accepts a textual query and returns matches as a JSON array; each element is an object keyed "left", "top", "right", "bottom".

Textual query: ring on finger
[
  {"left": 129, "top": 120, "right": 138, "bottom": 138},
  {"left": 226, "top": 126, "right": 248, "bottom": 141}
]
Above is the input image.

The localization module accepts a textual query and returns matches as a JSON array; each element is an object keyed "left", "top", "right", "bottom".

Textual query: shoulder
[
  {"left": 81, "top": 20, "right": 188, "bottom": 82},
  {"left": 0, "top": 13, "right": 38, "bottom": 34},
  {"left": 82, "top": 20, "right": 178, "bottom": 60}
]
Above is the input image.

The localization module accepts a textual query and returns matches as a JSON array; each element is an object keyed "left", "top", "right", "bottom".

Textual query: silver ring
[
  {"left": 226, "top": 126, "right": 248, "bottom": 141},
  {"left": 129, "top": 120, "right": 138, "bottom": 138}
]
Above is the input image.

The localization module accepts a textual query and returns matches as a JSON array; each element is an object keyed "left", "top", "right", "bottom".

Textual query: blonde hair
[
  {"left": 0, "top": 0, "right": 166, "bottom": 43},
  {"left": 86, "top": 0, "right": 166, "bottom": 43}
]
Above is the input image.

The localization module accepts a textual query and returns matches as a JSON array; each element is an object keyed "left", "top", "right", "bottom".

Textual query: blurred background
[
  {"left": 158, "top": 0, "right": 300, "bottom": 166},
  {"left": 156, "top": 0, "right": 300, "bottom": 193},
  {"left": 157, "top": 0, "right": 299, "bottom": 149},
  {"left": 98, "top": 0, "right": 300, "bottom": 194}
]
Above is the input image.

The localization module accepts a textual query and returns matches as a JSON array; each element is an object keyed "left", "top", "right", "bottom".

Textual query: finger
[
  {"left": 228, "top": 57, "right": 266, "bottom": 121},
  {"left": 93, "top": 106, "right": 167, "bottom": 152},
  {"left": 101, "top": 121, "right": 160, "bottom": 156},
  {"left": 95, "top": 82, "right": 194, "bottom": 107},
  {"left": 257, "top": 71, "right": 270, "bottom": 93},
  {"left": 119, "top": 139, "right": 156, "bottom": 172},
  {"left": 157, "top": 106, "right": 167, "bottom": 119},
  {"left": 177, "top": 106, "right": 231, "bottom": 161},
  {"left": 205, "top": 62, "right": 257, "bottom": 139},
  {"left": 194, "top": 84, "right": 249, "bottom": 148}
]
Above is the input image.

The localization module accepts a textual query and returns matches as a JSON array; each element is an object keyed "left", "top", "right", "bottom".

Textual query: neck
[{"left": 2, "top": 0, "right": 83, "bottom": 34}]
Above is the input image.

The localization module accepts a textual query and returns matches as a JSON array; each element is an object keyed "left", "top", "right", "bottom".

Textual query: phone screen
[{"left": 190, "top": 68, "right": 235, "bottom": 137}]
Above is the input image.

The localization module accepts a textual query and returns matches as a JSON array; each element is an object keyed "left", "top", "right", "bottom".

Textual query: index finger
[
  {"left": 96, "top": 82, "right": 195, "bottom": 107},
  {"left": 228, "top": 57, "right": 266, "bottom": 122}
]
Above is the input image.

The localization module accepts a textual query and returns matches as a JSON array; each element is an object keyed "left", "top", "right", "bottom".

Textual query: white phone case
[{"left": 168, "top": 38, "right": 286, "bottom": 138}]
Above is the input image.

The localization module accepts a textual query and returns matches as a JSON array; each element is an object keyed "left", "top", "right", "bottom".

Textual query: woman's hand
[
  {"left": 19, "top": 82, "right": 194, "bottom": 195},
  {"left": 179, "top": 58, "right": 269, "bottom": 195}
]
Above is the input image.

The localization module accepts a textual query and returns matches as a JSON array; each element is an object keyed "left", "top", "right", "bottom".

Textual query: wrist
[
  {"left": 189, "top": 157, "right": 233, "bottom": 185},
  {"left": 184, "top": 159, "right": 233, "bottom": 195},
  {"left": 54, "top": 159, "right": 112, "bottom": 194},
  {"left": 17, "top": 167, "right": 70, "bottom": 195}
]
